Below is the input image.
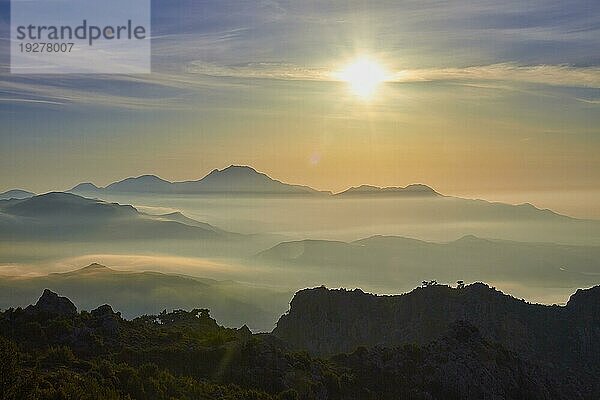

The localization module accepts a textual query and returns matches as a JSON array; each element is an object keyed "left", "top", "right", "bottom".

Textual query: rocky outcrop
[
  {"left": 91, "top": 304, "right": 121, "bottom": 336},
  {"left": 25, "top": 289, "right": 77, "bottom": 316},
  {"left": 273, "top": 284, "right": 600, "bottom": 378}
]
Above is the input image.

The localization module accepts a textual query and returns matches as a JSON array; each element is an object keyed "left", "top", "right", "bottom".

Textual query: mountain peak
[
  {"left": 0, "top": 189, "right": 35, "bottom": 200},
  {"left": 205, "top": 165, "right": 263, "bottom": 178},
  {"left": 104, "top": 174, "right": 173, "bottom": 193},
  {"left": 223, "top": 165, "right": 259, "bottom": 173},
  {"left": 453, "top": 234, "right": 488, "bottom": 244},
  {"left": 336, "top": 183, "right": 440, "bottom": 197},
  {"left": 80, "top": 263, "right": 112, "bottom": 272},
  {"left": 70, "top": 182, "right": 100, "bottom": 191},
  {"left": 26, "top": 289, "right": 77, "bottom": 316},
  {"left": 110, "top": 174, "right": 171, "bottom": 185},
  {"left": 196, "top": 165, "right": 321, "bottom": 195},
  {"left": 134, "top": 174, "right": 168, "bottom": 181}
]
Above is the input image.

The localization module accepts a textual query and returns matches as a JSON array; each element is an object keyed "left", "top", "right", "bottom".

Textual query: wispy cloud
[
  {"left": 1, "top": 62, "right": 597, "bottom": 110},
  {"left": 0, "top": 71, "right": 238, "bottom": 110},
  {"left": 187, "top": 61, "right": 600, "bottom": 89},
  {"left": 395, "top": 64, "right": 600, "bottom": 88},
  {"left": 185, "top": 61, "right": 331, "bottom": 81}
]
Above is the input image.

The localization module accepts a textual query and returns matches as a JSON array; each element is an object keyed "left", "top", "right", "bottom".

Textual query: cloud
[
  {"left": 1, "top": 62, "right": 597, "bottom": 111},
  {"left": 0, "top": 253, "right": 245, "bottom": 278},
  {"left": 0, "top": 0, "right": 597, "bottom": 110},
  {"left": 187, "top": 61, "right": 600, "bottom": 89},
  {"left": 185, "top": 61, "right": 331, "bottom": 81},
  {"left": 575, "top": 97, "right": 600, "bottom": 104},
  {"left": 395, "top": 64, "right": 600, "bottom": 88},
  {"left": 0, "top": 71, "right": 237, "bottom": 110},
  {"left": 0, "top": 98, "right": 65, "bottom": 105}
]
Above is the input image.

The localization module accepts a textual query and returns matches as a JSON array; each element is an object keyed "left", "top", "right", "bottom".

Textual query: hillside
[
  {"left": 0, "top": 288, "right": 591, "bottom": 399},
  {"left": 273, "top": 284, "right": 600, "bottom": 389}
]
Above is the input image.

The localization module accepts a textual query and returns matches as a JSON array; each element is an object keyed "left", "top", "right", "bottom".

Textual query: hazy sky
[{"left": 0, "top": 0, "right": 599, "bottom": 216}]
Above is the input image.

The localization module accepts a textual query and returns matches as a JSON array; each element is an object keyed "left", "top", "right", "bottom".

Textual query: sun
[{"left": 337, "top": 58, "right": 389, "bottom": 99}]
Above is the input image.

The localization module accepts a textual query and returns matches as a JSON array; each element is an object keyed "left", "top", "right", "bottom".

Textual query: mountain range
[
  {"left": 255, "top": 235, "right": 600, "bottom": 293},
  {"left": 70, "top": 165, "right": 329, "bottom": 196},
  {"left": 2, "top": 164, "right": 594, "bottom": 229},
  {"left": 65, "top": 165, "right": 448, "bottom": 197}
]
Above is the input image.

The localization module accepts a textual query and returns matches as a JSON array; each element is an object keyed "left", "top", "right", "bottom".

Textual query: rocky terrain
[
  {"left": 274, "top": 283, "right": 600, "bottom": 395},
  {"left": 1, "top": 285, "right": 598, "bottom": 399}
]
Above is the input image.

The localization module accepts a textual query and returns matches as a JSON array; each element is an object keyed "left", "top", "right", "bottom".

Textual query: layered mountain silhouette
[
  {"left": 0, "top": 263, "right": 289, "bottom": 330},
  {"left": 63, "top": 164, "right": 597, "bottom": 231},
  {"left": 69, "top": 165, "right": 328, "bottom": 195},
  {"left": 69, "top": 166, "right": 441, "bottom": 198},
  {"left": 0, "top": 189, "right": 35, "bottom": 200},
  {"left": 256, "top": 235, "right": 600, "bottom": 290},
  {"left": 0, "top": 192, "right": 228, "bottom": 241}
]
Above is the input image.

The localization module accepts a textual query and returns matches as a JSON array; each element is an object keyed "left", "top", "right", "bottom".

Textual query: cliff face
[
  {"left": 273, "top": 284, "right": 599, "bottom": 375},
  {"left": 330, "top": 322, "right": 581, "bottom": 400}
]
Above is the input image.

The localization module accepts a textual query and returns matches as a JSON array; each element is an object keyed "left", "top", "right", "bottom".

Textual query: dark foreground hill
[
  {"left": 1, "top": 287, "right": 598, "bottom": 399},
  {"left": 274, "top": 284, "right": 600, "bottom": 395}
]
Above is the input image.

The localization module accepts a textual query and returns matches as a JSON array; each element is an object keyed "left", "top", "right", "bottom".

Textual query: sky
[{"left": 0, "top": 0, "right": 599, "bottom": 217}]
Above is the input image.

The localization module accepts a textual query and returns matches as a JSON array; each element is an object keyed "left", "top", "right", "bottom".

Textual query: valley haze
[{"left": 1, "top": 165, "right": 598, "bottom": 325}]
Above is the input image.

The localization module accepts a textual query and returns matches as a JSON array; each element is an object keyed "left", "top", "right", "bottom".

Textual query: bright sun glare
[{"left": 338, "top": 58, "right": 389, "bottom": 99}]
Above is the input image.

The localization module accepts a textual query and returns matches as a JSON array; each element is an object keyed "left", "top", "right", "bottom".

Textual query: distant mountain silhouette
[
  {"left": 180, "top": 165, "right": 326, "bottom": 194},
  {"left": 105, "top": 174, "right": 174, "bottom": 193},
  {"left": 256, "top": 235, "right": 600, "bottom": 290},
  {"left": 70, "top": 165, "right": 329, "bottom": 195},
  {"left": 69, "top": 167, "right": 442, "bottom": 198},
  {"left": 336, "top": 183, "right": 440, "bottom": 197},
  {"left": 0, "top": 192, "right": 229, "bottom": 241},
  {"left": 4, "top": 192, "right": 137, "bottom": 219},
  {"left": 69, "top": 182, "right": 100, "bottom": 192},
  {"left": 0, "top": 189, "right": 35, "bottom": 200},
  {"left": 154, "top": 211, "right": 225, "bottom": 232},
  {"left": 64, "top": 165, "right": 596, "bottom": 236},
  {"left": 0, "top": 263, "right": 290, "bottom": 331}
]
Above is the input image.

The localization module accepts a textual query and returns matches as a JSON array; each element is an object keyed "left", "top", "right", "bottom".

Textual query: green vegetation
[{"left": 1, "top": 287, "right": 595, "bottom": 399}]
